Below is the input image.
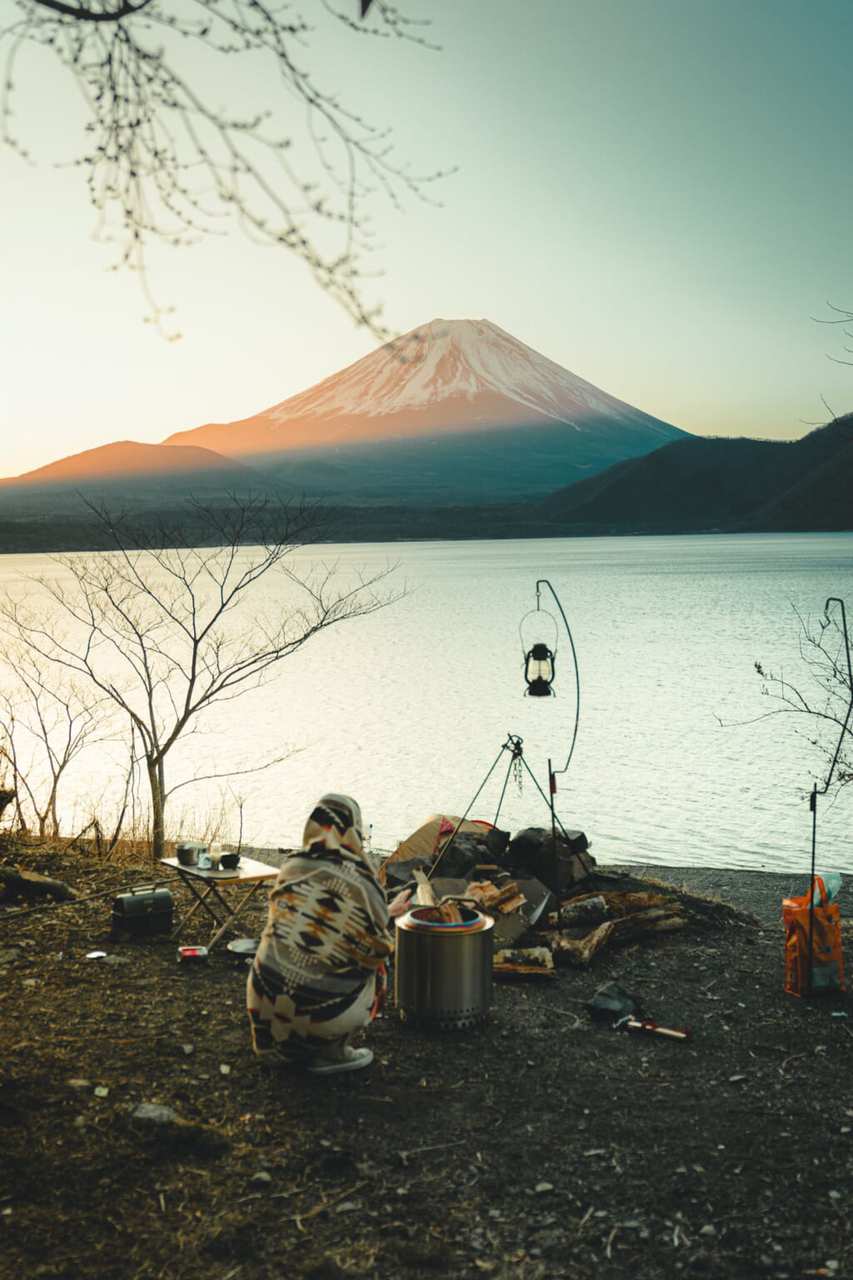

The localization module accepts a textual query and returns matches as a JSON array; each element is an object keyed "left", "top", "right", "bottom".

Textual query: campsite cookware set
[{"left": 176, "top": 843, "right": 242, "bottom": 870}]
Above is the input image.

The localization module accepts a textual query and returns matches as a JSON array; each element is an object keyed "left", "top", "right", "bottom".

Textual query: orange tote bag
[{"left": 782, "top": 876, "right": 845, "bottom": 997}]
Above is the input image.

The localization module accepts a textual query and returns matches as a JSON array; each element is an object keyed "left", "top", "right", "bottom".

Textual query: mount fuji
[{"left": 165, "top": 319, "right": 686, "bottom": 502}]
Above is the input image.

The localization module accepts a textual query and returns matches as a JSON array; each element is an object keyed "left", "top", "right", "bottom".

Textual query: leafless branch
[
  {"left": 751, "top": 604, "right": 853, "bottom": 792},
  {"left": 1, "top": 0, "right": 446, "bottom": 337}
]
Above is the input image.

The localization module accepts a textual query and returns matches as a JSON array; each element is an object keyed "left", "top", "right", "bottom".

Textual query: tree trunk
[{"left": 146, "top": 757, "right": 167, "bottom": 860}]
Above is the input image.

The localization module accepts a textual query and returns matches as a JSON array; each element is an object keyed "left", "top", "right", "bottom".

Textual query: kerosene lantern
[
  {"left": 524, "top": 641, "right": 556, "bottom": 697},
  {"left": 519, "top": 588, "right": 560, "bottom": 697}
]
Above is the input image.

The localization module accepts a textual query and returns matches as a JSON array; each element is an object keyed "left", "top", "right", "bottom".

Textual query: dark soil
[{"left": 1, "top": 843, "right": 852, "bottom": 1280}]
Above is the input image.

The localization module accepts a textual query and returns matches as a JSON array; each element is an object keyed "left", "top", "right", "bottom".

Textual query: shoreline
[{"left": 2, "top": 841, "right": 852, "bottom": 1279}]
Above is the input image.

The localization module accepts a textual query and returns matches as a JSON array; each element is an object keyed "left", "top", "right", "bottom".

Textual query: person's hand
[{"left": 388, "top": 888, "right": 413, "bottom": 919}]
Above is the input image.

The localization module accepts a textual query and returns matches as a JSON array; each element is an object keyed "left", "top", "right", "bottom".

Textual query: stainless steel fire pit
[{"left": 394, "top": 905, "right": 494, "bottom": 1030}]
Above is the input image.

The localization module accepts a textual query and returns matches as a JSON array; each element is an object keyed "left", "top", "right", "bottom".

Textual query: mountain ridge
[
  {"left": 534, "top": 416, "right": 853, "bottom": 532},
  {"left": 0, "top": 417, "right": 850, "bottom": 555}
]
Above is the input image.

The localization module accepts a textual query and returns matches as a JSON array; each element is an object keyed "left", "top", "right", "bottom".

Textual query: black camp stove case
[{"left": 111, "top": 886, "right": 173, "bottom": 937}]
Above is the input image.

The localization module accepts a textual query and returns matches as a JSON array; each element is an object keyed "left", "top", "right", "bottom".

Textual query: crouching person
[{"left": 247, "top": 794, "right": 410, "bottom": 1075}]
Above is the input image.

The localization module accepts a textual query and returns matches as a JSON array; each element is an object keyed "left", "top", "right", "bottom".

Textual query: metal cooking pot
[{"left": 394, "top": 905, "right": 494, "bottom": 1031}]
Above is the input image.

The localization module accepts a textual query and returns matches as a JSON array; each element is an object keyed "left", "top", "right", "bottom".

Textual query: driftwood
[
  {"left": 561, "top": 890, "right": 679, "bottom": 925},
  {"left": 553, "top": 907, "right": 687, "bottom": 967},
  {"left": 0, "top": 866, "right": 76, "bottom": 904},
  {"left": 583, "top": 872, "right": 758, "bottom": 928}
]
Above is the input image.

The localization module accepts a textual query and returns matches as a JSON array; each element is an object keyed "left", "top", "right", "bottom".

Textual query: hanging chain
[{"left": 512, "top": 749, "right": 524, "bottom": 796}]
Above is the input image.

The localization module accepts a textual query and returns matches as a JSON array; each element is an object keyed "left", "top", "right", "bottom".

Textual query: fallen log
[
  {"left": 553, "top": 908, "right": 687, "bottom": 967},
  {"left": 0, "top": 866, "right": 76, "bottom": 904}
]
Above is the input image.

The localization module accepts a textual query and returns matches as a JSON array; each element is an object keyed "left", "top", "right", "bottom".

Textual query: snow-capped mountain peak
[
  {"left": 262, "top": 318, "right": 638, "bottom": 426},
  {"left": 163, "top": 316, "right": 683, "bottom": 463}
]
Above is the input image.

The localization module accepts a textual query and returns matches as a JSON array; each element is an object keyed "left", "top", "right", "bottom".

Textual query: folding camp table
[{"left": 160, "top": 855, "right": 279, "bottom": 951}]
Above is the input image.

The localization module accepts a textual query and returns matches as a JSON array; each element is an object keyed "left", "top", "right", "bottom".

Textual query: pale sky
[{"left": 2, "top": 0, "right": 853, "bottom": 479}]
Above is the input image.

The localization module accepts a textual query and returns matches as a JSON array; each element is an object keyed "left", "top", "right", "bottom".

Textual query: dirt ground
[{"left": 1, "top": 842, "right": 851, "bottom": 1280}]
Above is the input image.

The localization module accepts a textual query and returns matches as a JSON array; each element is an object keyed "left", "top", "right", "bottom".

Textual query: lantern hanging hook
[{"left": 531, "top": 578, "right": 581, "bottom": 778}]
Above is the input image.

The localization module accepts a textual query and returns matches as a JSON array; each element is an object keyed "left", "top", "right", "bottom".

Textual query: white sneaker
[{"left": 307, "top": 1046, "right": 374, "bottom": 1075}]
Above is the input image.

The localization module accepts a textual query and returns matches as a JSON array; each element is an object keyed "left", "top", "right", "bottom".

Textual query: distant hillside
[
  {"left": 0, "top": 440, "right": 253, "bottom": 490},
  {"left": 534, "top": 417, "right": 853, "bottom": 533}
]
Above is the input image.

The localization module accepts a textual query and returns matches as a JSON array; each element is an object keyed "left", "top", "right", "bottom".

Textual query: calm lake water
[{"left": 1, "top": 533, "right": 852, "bottom": 874}]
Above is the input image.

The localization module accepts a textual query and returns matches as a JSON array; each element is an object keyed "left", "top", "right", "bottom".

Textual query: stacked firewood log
[{"left": 548, "top": 890, "right": 686, "bottom": 967}]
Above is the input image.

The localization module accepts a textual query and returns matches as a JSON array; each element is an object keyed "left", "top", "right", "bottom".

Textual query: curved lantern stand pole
[
  {"left": 534, "top": 577, "right": 581, "bottom": 778},
  {"left": 533, "top": 578, "right": 582, "bottom": 860},
  {"left": 806, "top": 596, "right": 853, "bottom": 996}
]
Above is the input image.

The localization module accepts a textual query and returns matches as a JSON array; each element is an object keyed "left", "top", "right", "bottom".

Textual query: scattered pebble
[
  {"left": 335, "top": 1201, "right": 359, "bottom": 1214},
  {"left": 132, "top": 1103, "right": 179, "bottom": 1125},
  {"left": 181, "top": 1043, "right": 194, "bottom": 1056},
  {"left": 700, "top": 1225, "right": 716, "bottom": 1237},
  {"left": 93, "top": 1086, "right": 109, "bottom": 1099},
  {"left": 219, "top": 1064, "right": 231, "bottom": 1076},
  {"left": 534, "top": 1182, "right": 554, "bottom": 1194},
  {"left": 67, "top": 1079, "right": 91, "bottom": 1090},
  {"left": 250, "top": 1171, "right": 272, "bottom": 1187}
]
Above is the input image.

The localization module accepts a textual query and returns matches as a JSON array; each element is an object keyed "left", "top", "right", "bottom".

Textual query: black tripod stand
[{"left": 428, "top": 733, "right": 578, "bottom": 880}]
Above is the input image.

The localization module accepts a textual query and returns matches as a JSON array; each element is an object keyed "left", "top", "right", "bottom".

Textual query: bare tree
[
  {"left": 0, "top": 648, "right": 107, "bottom": 837},
  {"left": 0, "top": 495, "right": 400, "bottom": 857},
  {"left": 754, "top": 602, "right": 853, "bottom": 793},
  {"left": 1, "top": 0, "right": 445, "bottom": 336},
  {"left": 814, "top": 303, "right": 853, "bottom": 368}
]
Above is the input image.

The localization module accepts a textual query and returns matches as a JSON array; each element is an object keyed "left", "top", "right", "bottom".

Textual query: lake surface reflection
[{"left": 1, "top": 533, "right": 852, "bottom": 873}]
